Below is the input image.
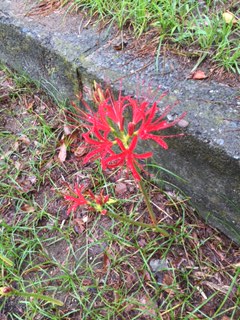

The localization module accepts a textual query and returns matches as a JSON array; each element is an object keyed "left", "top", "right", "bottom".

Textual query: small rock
[
  {"left": 177, "top": 119, "right": 189, "bottom": 128},
  {"left": 149, "top": 259, "right": 169, "bottom": 272},
  {"left": 216, "top": 139, "right": 224, "bottom": 146}
]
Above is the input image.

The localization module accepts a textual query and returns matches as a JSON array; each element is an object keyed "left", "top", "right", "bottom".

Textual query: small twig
[{"left": 113, "top": 60, "right": 153, "bottom": 83}]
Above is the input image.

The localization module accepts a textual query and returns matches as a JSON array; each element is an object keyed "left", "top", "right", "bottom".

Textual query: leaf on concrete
[
  {"left": 177, "top": 119, "right": 189, "bottom": 128},
  {"left": 188, "top": 70, "right": 208, "bottom": 80}
]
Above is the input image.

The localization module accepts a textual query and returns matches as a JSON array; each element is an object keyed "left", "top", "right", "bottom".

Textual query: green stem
[
  {"left": 0, "top": 288, "right": 64, "bottom": 306},
  {"left": 13, "top": 290, "right": 64, "bottom": 306},
  {"left": 138, "top": 178, "right": 157, "bottom": 225},
  {"left": 108, "top": 211, "right": 169, "bottom": 237},
  {"left": 0, "top": 253, "right": 13, "bottom": 267}
]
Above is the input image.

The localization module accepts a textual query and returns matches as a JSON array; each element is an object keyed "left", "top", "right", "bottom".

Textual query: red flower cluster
[
  {"left": 64, "top": 184, "right": 110, "bottom": 215},
  {"left": 78, "top": 85, "right": 186, "bottom": 181},
  {"left": 64, "top": 184, "right": 87, "bottom": 214}
]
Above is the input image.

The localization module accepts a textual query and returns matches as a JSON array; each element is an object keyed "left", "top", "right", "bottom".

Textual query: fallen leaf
[
  {"left": 18, "top": 134, "right": 31, "bottom": 145},
  {"left": 58, "top": 140, "right": 67, "bottom": 163},
  {"left": 138, "top": 237, "right": 147, "bottom": 248},
  {"left": 73, "top": 218, "right": 85, "bottom": 234},
  {"left": 203, "top": 281, "right": 230, "bottom": 294},
  {"left": 115, "top": 182, "right": 127, "bottom": 196},
  {"left": 139, "top": 295, "right": 157, "bottom": 317},
  {"left": 21, "top": 204, "right": 35, "bottom": 213},
  {"left": 63, "top": 125, "right": 72, "bottom": 135},
  {"left": 232, "top": 262, "right": 240, "bottom": 268},
  {"left": 222, "top": 11, "right": 238, "bottom": 24},
  {"left": 74, "top": 145, "right": 88, "bottom": 157},
  {"left": 113, "top": 41, "right": 128, "bottom": 51},
  {"left": 16, "top": 175, "right": 37, "bottom": 193},
  {"left": 163, "top": 273, "right": 173, "bottom": 286},
  {"left": 13, "top": 141, "right": 19, "bottom": 151},
  {"left": 43, "top": 159, "right": 54, "bottom": 169},
  {"left": 14, "top": 161, "right": 22, "bottom": 171},
  {"left": 82, "top": 278, "right": 92, "bottom": 286},
  {"left": 143, "top": 270, "right": 151, "bottom": 282},
  {"left": 103, "top": 251, "right": 111, "bottom": 272},
  {"left": 25, "top": 100, "right": 34, "bottom": 110},
  {"left": 188, "top": 70, "right": 208, "bottom": 80}
]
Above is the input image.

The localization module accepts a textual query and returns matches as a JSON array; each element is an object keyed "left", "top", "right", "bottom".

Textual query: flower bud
[{"left": 128, "top": 122, "right": 135, "bottom": 136}]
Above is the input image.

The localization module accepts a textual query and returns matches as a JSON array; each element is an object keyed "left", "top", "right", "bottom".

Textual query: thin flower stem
[
  {"left": 108, "top": 211, "right": 169, "bottom": 237},
  {"left": 138, "top": 177, "right": 157, "bottom": 225}
]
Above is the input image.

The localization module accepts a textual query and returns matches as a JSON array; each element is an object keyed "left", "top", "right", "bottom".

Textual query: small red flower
[
  {"left": 64, "top": 184, "right": 88, "bottom": 214},
  {"left": 88, "top": 190, "right": 110, "bottom": 215},
  {"left": 64, "top": 184, "right": 111, "bottom": 215}
]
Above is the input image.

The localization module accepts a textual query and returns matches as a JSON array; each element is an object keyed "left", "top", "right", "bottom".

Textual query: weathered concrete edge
[{"left": 0, "top": 15, "right": 239, "bottom": 243}]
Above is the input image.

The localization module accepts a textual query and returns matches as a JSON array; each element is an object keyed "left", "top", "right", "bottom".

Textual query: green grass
[
  {"left": 2, "top": 202, "right": 239, "bottom": 319},
  {"left": 1, "top": 65, "right": 240, "bottom": 319},
  {"left": 48, "top": 0, "right": 240, "bottom": 73}
]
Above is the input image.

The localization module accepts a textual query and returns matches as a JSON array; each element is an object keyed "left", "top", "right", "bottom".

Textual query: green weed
[{"left": 40, "top": 0, "right": 240, "bottom": 73}]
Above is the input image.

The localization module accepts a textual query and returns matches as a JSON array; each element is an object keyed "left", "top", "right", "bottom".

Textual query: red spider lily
[
  {"left": 64, "top": 184, "right": 112, "bottom": 215},
  {"left": 64, "top": 184, "right": 88, "bottom": 214},
  {"left": 79, "top": 84, "right": 186, "bottom": 181},
  {"left": 103, "top": 136, "right": 152, "bottom": 180}
]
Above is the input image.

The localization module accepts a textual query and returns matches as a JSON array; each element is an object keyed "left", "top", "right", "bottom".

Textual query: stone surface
[{"left": 0, "top": 0, "right": 239, "bottom": 243}]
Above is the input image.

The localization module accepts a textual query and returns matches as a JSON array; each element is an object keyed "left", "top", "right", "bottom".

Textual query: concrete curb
[{"left": 1, "top": 0, "right": 240, "bottom": 243}]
